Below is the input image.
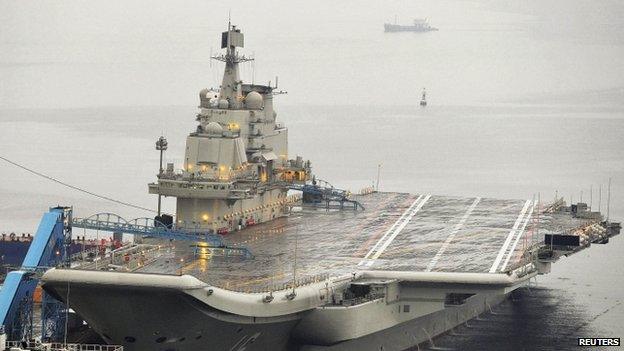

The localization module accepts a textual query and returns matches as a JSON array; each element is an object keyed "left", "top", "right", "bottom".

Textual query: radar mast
[{"left": 211, "top": 20, "right": 254, "bottom": 109}]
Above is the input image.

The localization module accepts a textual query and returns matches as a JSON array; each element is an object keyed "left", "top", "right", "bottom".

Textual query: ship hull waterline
[{"left": 42, "top": 269, "right": 531, "bottom": 351}]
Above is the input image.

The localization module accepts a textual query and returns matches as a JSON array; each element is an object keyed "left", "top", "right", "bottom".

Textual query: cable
[{"left": 0, "top": 155, "right": 156, "bottom": 213}]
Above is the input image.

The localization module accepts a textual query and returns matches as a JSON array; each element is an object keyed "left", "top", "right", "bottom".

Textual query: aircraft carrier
[{"left": 1, "top": 23, "right": 621, "bottom": 351}]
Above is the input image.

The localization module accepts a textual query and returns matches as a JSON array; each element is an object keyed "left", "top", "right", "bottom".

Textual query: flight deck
[{"left": 128, "top": 192, "right": 590, "bottom": 291}]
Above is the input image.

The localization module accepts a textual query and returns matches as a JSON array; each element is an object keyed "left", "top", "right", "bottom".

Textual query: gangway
[
  {"left": 71, "top": 213, "right": 252, "bottom": 258},
  {"left": 286, "top": 179, "right": 365, "bottom": 210}
]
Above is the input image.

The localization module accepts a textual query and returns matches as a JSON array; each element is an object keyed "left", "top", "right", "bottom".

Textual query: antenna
[
  {"left": 287, "top": 225, "right": 299, "bottom": 300},
  {"left": 64, "top": 281, "right": 70, "bottom": 346},
  {"left": 536, "top": 192, "right": 541, "bottom": 248},
  {"left": 227, "top": 13, "right": 231, "bottom": 50},
  {"left": 599, "top": 184, "right": 602, "bottom": 213},
  {"left": 294, "top": 225, "right": 298, "bottom": 285},
  {"left": 252, "top": 51, "right": 256, "bottom": 84},
  {"left": 590, "top": 185, "right": 593, "bottom": 209},
  {"left": 607, "top": 177, "right": 611, "bottom": 222},
  {"left": 580, "top": 190, "right": 583, "bottom": 203}
]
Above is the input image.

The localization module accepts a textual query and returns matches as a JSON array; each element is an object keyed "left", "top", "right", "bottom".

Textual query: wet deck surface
[{"left": 136, "top": 192, "right": 584, "bottom": 291}]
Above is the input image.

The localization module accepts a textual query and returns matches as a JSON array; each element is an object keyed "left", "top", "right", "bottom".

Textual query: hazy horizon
[{"left": 1, "top": 0, "right": 624, "bottom": 109}]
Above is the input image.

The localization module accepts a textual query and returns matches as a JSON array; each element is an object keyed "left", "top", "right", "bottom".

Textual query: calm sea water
[{"left": 1, "top": 0, "right": 623, "bottom": 349}]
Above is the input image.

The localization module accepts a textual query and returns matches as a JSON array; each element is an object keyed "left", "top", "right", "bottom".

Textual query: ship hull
[
  {"left": 43, "top": 276, "right": 511, "bottom": 351},
  {"left": 43, "top": 281, "right": 301, "bottom": 351},
  {"left": 299, "top": 291, "right": 508, "bottom": 351}
]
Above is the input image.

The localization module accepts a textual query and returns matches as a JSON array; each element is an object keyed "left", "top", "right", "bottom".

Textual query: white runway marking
[
  {"left": 500, "top": 201, "right": 536, "bottom": 271},
  {"left": 358, "top": 195, "right": 423, "bottom": 266},
  {"left": 370, "top": 194, "right": 431, "bottom": 261},
  {"left": 489, "top": 199, "right": 532, "bottom": 273},
  {"left": 359, "top": 194, "right": 431, "bottom": 267},
  {"left": 425, "top": 197, "right": 481, "bottom": 272}
]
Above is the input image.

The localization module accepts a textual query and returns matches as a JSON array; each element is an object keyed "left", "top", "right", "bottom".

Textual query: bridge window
[{"left": 403, "top": 305, "right": 410, "bottom": 313}]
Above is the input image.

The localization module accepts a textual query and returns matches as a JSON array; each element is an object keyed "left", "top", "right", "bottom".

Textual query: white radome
[
  {"left": 205, "top": 122, "right": 223, "bottom": 135},
  {"left": 245, "top": 91, "right": 263, "bottom": 109}
]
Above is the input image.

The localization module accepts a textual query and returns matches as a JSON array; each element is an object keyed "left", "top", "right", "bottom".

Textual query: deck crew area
[{"left": 124, "top": 191, "right": 608, "bottom": 291}]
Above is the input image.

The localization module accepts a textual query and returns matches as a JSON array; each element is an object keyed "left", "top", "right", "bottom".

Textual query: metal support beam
[{"left": 71, "top": 213, "right": 252, "bottom": 258}]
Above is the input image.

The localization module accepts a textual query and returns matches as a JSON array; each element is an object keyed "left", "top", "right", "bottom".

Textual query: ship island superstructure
[{"left": 148, "top": 23, "right": 311, "bottom": 233}]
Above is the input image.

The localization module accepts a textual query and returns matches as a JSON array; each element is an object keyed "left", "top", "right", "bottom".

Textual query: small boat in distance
[
  {"left": 420, "top": 88, "right": 427, "bottom": 106},
  {"left": 385, "top": 18, "right": 438, "bottom": 32}
]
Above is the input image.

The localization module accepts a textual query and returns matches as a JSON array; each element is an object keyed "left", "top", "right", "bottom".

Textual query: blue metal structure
[
  {"left": 0, "top": 271, "right": 37, "bottom": 341},
  {"left": 41, "top": 291, "right": 67, "bottom": 342},
  {"left": 23, "top": 209, "right": 70, "bottom": 269},
  {"left": 71, "top": 213, "right": 252, "bottom": 257},
  {"left": 0, "top": 207, "right": 71, "bottom": 341}
]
